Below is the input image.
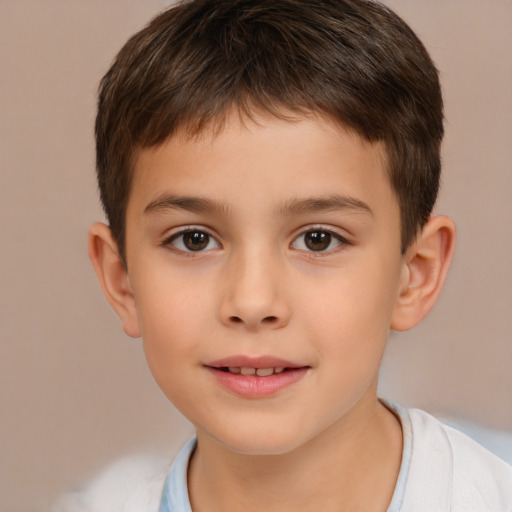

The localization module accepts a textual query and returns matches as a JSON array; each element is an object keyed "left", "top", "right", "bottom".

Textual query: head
[
  {"left": 89, "top": 0, "right": 455, "bottom": 455},
  {"left": 95, "top": 0, "right": 444, "bottom": 265}
]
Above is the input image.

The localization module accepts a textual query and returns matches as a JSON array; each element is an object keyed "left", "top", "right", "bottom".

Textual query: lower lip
[{"left": 206, "top": 367, "right": 309, "bottom": 398}]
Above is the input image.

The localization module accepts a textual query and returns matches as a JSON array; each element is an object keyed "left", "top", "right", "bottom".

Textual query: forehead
[{"left": 128, "top": 112, "right": 397, "bottom": 226}]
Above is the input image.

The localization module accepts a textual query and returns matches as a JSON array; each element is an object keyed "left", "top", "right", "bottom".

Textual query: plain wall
[{"left": 0, "top": 1, "right": 510, "bottom": 511}]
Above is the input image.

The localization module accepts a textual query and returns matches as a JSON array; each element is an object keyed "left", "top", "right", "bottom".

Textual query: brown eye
[
  {"left": 304, "top": 231, "right": 332, "bottom": 251},
  {"left": 182, "top": 231, "right": 210, "bottom": 251},
  {"left": 291, "top": 228, "right": 346, "bottom": 253},
  {"left": 167, "top": 229, "right": 220, "bottom": 252}
]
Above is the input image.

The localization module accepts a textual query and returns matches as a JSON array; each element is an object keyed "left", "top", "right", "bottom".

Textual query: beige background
[{"left": 1, "top": 1, "right": 510, "bottom": 511}]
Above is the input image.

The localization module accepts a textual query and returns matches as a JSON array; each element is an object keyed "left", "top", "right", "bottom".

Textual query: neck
[{"left": 188, "top": 399, "right": 402, "bottom": 512}]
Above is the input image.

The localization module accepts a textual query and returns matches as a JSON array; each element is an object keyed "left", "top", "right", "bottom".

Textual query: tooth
[
  {"left": 256, "top": 368, "right": 274, "bottom": 377},
  {"left": 274, "top": 367, "right": 285, "bottom": 374},
  {"left": 228, "top": 367, "right": 241, "bottom": 374},
  {"left": 240, "top": 367, "right": 256, "bottom": 375}
]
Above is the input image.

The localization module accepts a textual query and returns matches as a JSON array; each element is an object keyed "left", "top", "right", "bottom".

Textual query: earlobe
[
  {"left": 88, "top": 222, "right": 141, "bottom": 338},
  {"left": 391, "top": 216, "right": 456, "bottom": 331}
]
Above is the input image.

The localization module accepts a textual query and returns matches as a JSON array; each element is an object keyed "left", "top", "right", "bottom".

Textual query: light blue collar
[
  {"left": 158, "top": 437, "right": 196, "bottom": 512},
  {"left": 158, "top": 401, "right": 412, "bottom": 511}
]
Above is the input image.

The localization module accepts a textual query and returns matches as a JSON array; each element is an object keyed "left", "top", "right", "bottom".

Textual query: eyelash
[
  {"left": 162, "top": 226, "right": 350, "bottom": 254},
  {"left": 162, "top": 227, "right": 220, "bottom": 254},
  {"left": 291, "top": 226, "right": 350, "bottom": 254}
]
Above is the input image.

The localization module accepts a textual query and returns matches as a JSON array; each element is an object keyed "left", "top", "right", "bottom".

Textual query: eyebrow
[
  {"left": 144, "top": 194, "right": 231, "bottom": 216},
  {"left": 276, "top": 195, "right": 373, "bottom": 217},
  {"left": 143, "top": 193, "right": 373, "bottom": 218}
]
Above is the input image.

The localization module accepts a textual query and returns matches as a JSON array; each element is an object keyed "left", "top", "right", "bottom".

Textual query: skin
[{"left": 89, "top": 112, "right": 455, "bottom": 512}]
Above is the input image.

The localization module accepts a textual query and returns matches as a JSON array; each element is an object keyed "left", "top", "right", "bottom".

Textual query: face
[{"left": 124, "top": 113, "right": 406, "bottom": 455}]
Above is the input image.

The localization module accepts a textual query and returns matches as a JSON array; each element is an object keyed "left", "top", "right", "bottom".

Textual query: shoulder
[
  {"left": 52, "top": 454, "right": 170, "bottom": 512},
  {"left": 404, "top": 408, "right": 512, "bottom": 512}
]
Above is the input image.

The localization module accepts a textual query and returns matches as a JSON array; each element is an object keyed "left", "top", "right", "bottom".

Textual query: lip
[
  {"left": 206, "top": 355, "right": 304, "bottom": 369},
  {"left": 204, "top": 355, "right": 310, "bottom": 398}
]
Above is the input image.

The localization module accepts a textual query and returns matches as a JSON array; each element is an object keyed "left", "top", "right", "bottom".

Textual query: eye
[
  {"left": 291, "top": 229, "right": 347, "bottom": 252},
  {"left": 165, "top": 229, "right": 220, "bottom": 252}
]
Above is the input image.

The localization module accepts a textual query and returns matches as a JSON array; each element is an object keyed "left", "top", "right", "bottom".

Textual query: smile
[
  {"left": 205, "top": 356, "right": 309, "bottom": 398},
  {"left": 220, "top": 366, "right": 285, "bottom": 376}
]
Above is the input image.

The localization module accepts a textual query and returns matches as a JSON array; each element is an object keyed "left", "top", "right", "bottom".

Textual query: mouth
[
  {"left": 205, "top": 355, "right": 308, "bottom": 374},
  {"left": 214, "top": 366, "right": 287, "bottom": 376},
  {"left": 204, "top": 356, "right": 310, "bottom": 397}
]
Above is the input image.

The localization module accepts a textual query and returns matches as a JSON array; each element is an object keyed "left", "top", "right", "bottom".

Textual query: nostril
[{"left": 229, "top": 315, "right": 278, "bottom": 325}]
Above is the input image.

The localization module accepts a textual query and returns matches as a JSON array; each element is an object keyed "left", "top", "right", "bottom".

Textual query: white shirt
[{"left": 54, "top": 403, "right": 512, "bottom": 512}]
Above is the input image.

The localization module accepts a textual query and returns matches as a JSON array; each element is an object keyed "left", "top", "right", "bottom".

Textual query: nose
[{"left": 218, "top": 246, "right": 291, "bottom": 332}]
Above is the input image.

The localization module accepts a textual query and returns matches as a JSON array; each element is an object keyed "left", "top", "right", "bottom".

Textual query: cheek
[
  {"left": 134, "top": 261, "right": 208, "bottom": 328},
  {"left": 132, "top": 271, "right": 213, "bottom": 374},
  {"left": 302, "top": 256, "right": 400, "bottom": 359}
]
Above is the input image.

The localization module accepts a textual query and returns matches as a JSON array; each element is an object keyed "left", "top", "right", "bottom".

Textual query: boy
[{"left": 83, "top": 0, "right": 512, "bottom": 510}]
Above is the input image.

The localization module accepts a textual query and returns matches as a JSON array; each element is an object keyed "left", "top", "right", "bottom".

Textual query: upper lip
[{"left": 205, "top": 355, "right": 307, "bottom": 369}]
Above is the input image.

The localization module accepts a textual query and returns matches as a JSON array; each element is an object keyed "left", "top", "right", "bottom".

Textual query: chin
[{"left": 208, "top": 424, "right": 311, "bottom": 456}]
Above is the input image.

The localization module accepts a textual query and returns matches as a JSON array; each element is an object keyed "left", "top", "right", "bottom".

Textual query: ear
[
  {"left": 88, "top": 222, "right": 141, "bottom": 338},
  {"left": 391, "top": 216, "right": 456, "bottom": 331}
]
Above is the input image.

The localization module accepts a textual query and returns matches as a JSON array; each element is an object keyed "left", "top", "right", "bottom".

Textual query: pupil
[
  {"left": 305, "top": 231, "right": 331, "bottom": 251},
  {"left": 183, "top": 231, "right": 209, "bottom": 251}
]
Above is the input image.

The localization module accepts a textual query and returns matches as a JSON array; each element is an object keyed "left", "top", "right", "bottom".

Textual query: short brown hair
[{"left": 96, "top": 0, "right": 443, "bottom": 264}]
